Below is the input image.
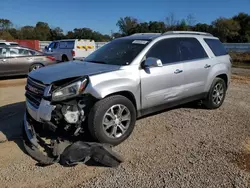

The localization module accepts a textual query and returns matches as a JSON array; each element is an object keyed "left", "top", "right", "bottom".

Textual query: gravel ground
[{"left": 0, "top": 69, "right": 250, "bottom": 188}]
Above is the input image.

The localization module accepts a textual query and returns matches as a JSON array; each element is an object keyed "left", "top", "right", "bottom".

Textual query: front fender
[{"left": 84, "top": 75, "right": 141, "bottom": 110}]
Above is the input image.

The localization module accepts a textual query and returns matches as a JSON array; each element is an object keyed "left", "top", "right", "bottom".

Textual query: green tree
[
  {"left": 0, "top": 19, "right": 13, "bottom": 30},
  {"left": 233, "top": 12, "right": 250, "bottom": 42},
  {"left": 50, "top": 27, "right": 64, "bottom": 40},
  {"left": 148, "top": 21, "right": 166, "bottom": 33},
  {"left": 116, "top": 17, "right": 138, "bottom": 35},
  {"left": 35, "top": 22, "right": 51, "bottom": 40},
  {"left": 193, "top": 23, "right": 213, "bottom": 33},
  {"left": 176, "top": 19, "right": 189, "bottom": 31},
  {"left": 19, "top": 26, "right": 36, "bottom": 39},
  {"left": 8, "top": 28, "right": 20, "bottom": 39},
  {"left": 0, "top": 31, "right": 14, "bottom": 40},
  {"left": 112, "top": 32, "right": 122, "bottom": 39},
  {"left": 212, "top": 18, "right": 241, "bottom": 42}
]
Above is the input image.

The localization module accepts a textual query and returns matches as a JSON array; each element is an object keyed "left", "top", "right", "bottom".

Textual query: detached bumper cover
[{"left": 23, "top": 112, "right": 39, "bottom": 147}]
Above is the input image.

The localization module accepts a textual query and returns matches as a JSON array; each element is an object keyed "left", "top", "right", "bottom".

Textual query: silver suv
[{"left": 23, "top": 31, "right": 231, "bottom": 146}]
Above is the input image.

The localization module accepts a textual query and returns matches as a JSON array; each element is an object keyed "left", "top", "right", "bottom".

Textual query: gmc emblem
[{"left": 27, "top": 84, "right": 40, "bottom": 94}]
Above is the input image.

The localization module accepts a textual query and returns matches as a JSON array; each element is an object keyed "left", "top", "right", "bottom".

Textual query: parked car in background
[
  {"left": 23, "top": 31, "right": 231, "bottom": 149},
  {"left": 0, "top": 45, "right": 57, "bottom": 77},
  {"left": 44, "top": 39, "right": 96, "bottom": 62},
  {"left": 0, "top": 41, "right": 19, "bottom": 46}
]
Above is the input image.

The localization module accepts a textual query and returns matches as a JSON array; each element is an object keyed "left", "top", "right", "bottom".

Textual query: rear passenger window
[
  {"left": 204, "top": 38, "right": 228, "bottom": 56},
  {"left": 178, "top": 38, "right": 208, "bottom": 61},
  {"left": 146, "top": 38, "right": 181, "bottom": 64}
]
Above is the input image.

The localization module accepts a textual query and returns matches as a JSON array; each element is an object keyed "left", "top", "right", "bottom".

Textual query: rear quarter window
[
  {"left": 59, "top": 41, "right": 74, "bottom": 49},
  {"left": 204, "top": 38, "right": 228, "bottom": 56}
]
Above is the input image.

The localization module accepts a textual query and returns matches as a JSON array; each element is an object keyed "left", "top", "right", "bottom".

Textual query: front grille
[{"left": 25, "top": 77, "right": 46, "bottom": 108}]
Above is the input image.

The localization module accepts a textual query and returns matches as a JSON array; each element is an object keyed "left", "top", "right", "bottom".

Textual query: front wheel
[
  {"left": 88, "top": 95, "right": 136, "bottom": 146},
  {"left": 204, "top": 77, "right": 227, "bottom": 109}
]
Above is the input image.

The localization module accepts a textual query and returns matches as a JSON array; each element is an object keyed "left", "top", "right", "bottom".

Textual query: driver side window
[
  {"left": 48, "top": 42, "right": 58, "bottom": 50},
  {"left": 146, "top": 38, "right": 181, "bottom": 65}
]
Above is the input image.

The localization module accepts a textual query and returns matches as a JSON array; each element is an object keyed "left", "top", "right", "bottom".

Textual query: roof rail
[
  {"left": 130, "top": 33, "right": 161, "bottom": 36},
  {"left": 163, "top": 31, "right": 213, "bottom": 36}
]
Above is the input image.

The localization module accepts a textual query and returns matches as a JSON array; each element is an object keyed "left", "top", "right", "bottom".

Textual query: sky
[{"left": 1, "top": 0, "right": 250, "bottom": 35}]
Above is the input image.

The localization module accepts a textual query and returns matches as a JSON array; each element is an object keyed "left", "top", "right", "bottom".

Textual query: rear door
[
  {"left": 179, "top": 37, "right": 211, "bottom": 98},
  {"left": 59, "top": 41, "right": 74, "bottom": 61}
]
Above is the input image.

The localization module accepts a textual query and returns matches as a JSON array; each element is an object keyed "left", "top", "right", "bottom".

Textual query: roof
[
  {"left": 52, "top": 39, "right": 94, "bottom": 42},
  {"left": 120, "top": 31, "right": 214, "bottom": 40},
  {"left": 122, "top": 33, "right": 161, "bottom": 40}
]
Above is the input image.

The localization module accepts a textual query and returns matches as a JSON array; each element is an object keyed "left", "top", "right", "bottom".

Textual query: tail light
[
  {"left": 72, "top": 50, "right": 75, "bottom": 57},
  {"left": 46, "top": 56, "right": 56, "bottom": 61}
]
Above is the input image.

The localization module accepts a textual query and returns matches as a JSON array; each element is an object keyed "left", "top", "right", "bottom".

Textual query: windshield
[{"left": 84, "top": 39, "right": 151, "bottom": 65}]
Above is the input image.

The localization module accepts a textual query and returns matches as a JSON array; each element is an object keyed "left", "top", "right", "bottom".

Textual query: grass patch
[{"left": 229, "top": 52, "right": 250, "bottom": 69}]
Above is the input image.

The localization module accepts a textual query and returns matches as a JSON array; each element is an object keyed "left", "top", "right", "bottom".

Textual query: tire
[
  {"left": 88, "top": 95, "right": 136, "bottom": 146},
  {"left": 29, "top": 64, "right": 43, "bottom": 72},
  {"left": 204, "top": 77, "right": 226, "bottom": 109},
  {"left": 62, "top": 55, "right": 68, "bottom": 62}
]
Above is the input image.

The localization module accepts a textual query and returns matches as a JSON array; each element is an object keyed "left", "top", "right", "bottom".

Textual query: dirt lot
[{"left": 0, "top": 68, "right": 250, "bottom": 188}]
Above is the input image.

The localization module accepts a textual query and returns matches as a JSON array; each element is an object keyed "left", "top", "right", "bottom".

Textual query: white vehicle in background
[
  {"left": 0, "top": 41, "right": 19, "bottom": 46},
  {"left": 44, "top": 39, "right": 96, "bottom": 62}
]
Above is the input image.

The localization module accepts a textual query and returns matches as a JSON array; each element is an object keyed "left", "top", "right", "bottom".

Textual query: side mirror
[{"left": 142, "top": 57, "right": 163, "bottom": 68}]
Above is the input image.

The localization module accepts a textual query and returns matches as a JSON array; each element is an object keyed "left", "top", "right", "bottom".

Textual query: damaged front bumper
[
  {"left": 23, "top": 98, "right": 56, "bottom": 147},
  {"left": 23, "top": 102, "right": 124, "bottom": 167},
  {"left": 23, "top": 111, "right": 39, "bottom": 147}
]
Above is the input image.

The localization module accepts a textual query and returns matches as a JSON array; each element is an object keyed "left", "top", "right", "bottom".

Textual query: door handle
[
  {"left": 174, "top": 69, "right": 183, "bottom": 74},
  {"left": 204, "top": 64, "right": 211, "bottom": 68}
]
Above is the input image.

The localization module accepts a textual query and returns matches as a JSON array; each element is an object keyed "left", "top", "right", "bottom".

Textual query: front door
[{"left": 140, "top": 38, "right": 185, "bottom": 110}]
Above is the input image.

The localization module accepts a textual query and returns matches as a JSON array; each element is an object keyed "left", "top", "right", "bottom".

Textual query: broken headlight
[{"left": 52, "top": 78, "right": 88, "bottom": 101}]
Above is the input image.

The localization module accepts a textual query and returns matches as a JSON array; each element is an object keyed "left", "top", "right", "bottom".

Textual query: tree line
[{"left": 0, "top": 12, "right": 250, "bottom": 42}]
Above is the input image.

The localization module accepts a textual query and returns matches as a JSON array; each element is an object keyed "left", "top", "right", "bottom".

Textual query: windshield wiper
[{"left": 86, "top": 60, "right": 107, "bottom": 64}]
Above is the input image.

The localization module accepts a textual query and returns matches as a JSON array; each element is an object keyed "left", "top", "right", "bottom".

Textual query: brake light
[
  {"left": 46, "top": 56, "right": 56, "bottom": 61},
  {"left": 72, "top": 50, "right": 75, "bottom": 57}
]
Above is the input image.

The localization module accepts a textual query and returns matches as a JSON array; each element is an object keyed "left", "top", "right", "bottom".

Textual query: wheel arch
[
  {"left": 29, "top": 62, "right": 45, "bottom": 71},
  {"left": 104, "top": 91, "right": 137, "bottom": 111},
  {"left": 61, "top": 54, "right": 68, "bottom": 61},
  {"left": 216, "top": 74, "right": 228, "bottom": 89}
]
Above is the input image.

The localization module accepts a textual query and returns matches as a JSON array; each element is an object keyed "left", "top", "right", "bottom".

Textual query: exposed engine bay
[{"left": 45, "top": 97, "right": 92, "bottom": 136}]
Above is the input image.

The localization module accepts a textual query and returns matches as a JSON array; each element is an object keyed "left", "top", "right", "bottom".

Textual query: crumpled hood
[{"left": 28, "top": 61, "right": 120, "bottom": 84}]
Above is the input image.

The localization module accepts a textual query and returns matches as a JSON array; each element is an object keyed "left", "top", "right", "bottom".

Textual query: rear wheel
[
  {"left": 62, "top": 55, "right": 68, "bottom": 62},
  {"left": 29, "top": 64, "right": 43, "bottom": 72},
  {"left": 204, "top": 77, "right": 226, "bottom": 109},
  {"left": 88, "top": 95, "right": 136, "bottom": 146}
]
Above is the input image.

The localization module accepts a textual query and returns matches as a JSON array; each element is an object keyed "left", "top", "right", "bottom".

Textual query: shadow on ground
[
  {"left": 0, "top": 100, "right": 205, "bottom": 167},
  {"left": 0, "top": 75, "right": 26, "bottom": 81},
  {"left": 0, "top": 100, "right": 204, "bottom": 141},
  {"left": 0, "top": 101, "right": 25, "bottom": 141}
]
